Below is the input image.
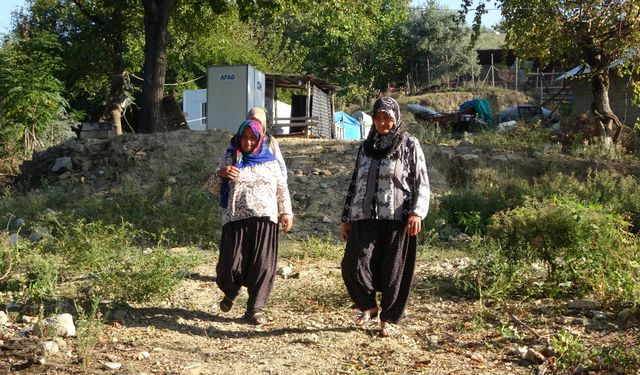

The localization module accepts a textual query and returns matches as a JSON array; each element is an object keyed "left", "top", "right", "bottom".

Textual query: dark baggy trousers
[
  {"left": 341, "top": 219, "right": 417, "bottom": 324},
  {"left": 216, "top": 217, "right": 279, "bottom": 314}
]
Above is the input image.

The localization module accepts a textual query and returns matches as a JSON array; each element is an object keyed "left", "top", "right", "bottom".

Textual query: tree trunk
[
  {"left": 591, "top": 71, "right": 622, "bottom": 145},
  {"left": 72, "top": 0, "right": 128, "bottom": 135},
  {"left": 103, "top": 7, "right": 126, "bottom": 136},
  {"left": 139, "top": 0, "right": 174, "bottom": 133}
]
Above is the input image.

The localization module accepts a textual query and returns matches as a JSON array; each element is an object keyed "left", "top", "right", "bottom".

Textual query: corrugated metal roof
[{"left": 266, "top": 73, "right": 341, "bottom": 92}]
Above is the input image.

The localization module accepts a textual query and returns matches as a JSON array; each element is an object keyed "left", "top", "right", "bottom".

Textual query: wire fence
[{"left": 399, "top": 61, "right": 572, "bottom": 111}]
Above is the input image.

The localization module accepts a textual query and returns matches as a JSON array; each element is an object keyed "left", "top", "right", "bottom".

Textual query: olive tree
[{"left": 464, "top": 0, "right": 640, "bottom": 145}]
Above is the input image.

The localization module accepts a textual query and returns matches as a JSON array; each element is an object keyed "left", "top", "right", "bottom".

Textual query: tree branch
[{"left": 71, "top": 0, "right": 104, "bottom": 25}]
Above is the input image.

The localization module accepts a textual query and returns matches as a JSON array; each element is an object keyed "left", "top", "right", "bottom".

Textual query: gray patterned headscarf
[{"left": 363, "top": 97, "right": 405, "bottom": 159}]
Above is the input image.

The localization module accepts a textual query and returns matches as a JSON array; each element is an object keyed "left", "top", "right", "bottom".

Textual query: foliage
[
  {"left": 10, "top": 0, "right": 144, "bottom": 123},
  {"left": 550, "top": 329, "right": 593, "bottom": 371},
  {"left": 277, "top": 0, "right": 410, "bottom": 102},
  {"left": 487, "top": 197, "right": 640, "bottom": 303},
  {"left": 282, "top": 235, "right": 343, "bottom": 260},
  {"left": 75, "top": 299, "right": 105, "bottom": 370},
  {"left": 467, "top": 0, "right": 640, "bottom": 143},
  {"left": 470, "top": 121, "right": 556, "bottom": 152},
  {"left": 96, "top": 247, "right": 199, "bottom": 303},
  {"left": 532, "top": 170, "right": 640, "bottom": 234},
  {"left": 403, "top": 1, "right": 479, "bottom": 88},
  {"left": 0, "top": 181, "right": 219, "bottom": 248},
  {"left": 0, "top": 187, "right": 207, "bottom": 303},
  {"left": 0, "top": 31, "right": 70, "bottom": 152},
  {"left": 438, "top": 177, "right": 529, "bottom": 235}
]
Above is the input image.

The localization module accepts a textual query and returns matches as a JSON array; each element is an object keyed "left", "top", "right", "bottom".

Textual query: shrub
[
  {"left": 438, "top": 177, "right": 530, "bottom": 235},
  {"left": 487, "top": 197, "right": 640, "bottom": 303},
  {"left": 470, "top": 121, "right": 554, "bottom": 152},
  {"left": 95, "top": 248, "right": 201, "bottom": 303}
]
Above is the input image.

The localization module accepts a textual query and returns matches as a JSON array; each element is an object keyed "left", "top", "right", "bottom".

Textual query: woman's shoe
[
  {"left": 379, "top": 321, "right": 400, "bottom": 337},
  {"left": 244, "top": 310, "right": 267, "bottom": 325},
  {"left": 219, "top": 296, "right": 234, "bottom": 313},
  {"left": 355, "top": 307, "right": 379, "bottom": 326}
]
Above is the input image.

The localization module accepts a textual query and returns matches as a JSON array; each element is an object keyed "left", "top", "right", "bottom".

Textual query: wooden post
[
  {"left": 491, "top": 53, "right": 495, "bottom": 87},
  {"left": 427, "top": 58, "right": 431, "bottom": 88},
  {"left": 330, "top": 91, "right": 336, "bottom": 139},
  {"left": 539, "top": 69, "right": 543, "bottom": 104},
  {"left": 305, "top": 80, "right": 311, "bottom": 138},
  {"left": 272, "top": 77, "right": 277, "bottom": 130},
  {"left": 515, "top": 58, "right": 519, "bottom": 93}
]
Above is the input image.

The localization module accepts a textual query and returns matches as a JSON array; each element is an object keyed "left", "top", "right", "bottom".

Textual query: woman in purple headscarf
[
  {"left": 340, "top": 96, "right": 430, "bottom": 337},
  {"left": 207, "top": 119, "right": 293, "bottom": 325}
]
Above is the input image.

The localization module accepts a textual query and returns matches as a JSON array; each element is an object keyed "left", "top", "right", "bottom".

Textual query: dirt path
[{"left": 2, "top": 246, "right": 534, "bottom": 374}]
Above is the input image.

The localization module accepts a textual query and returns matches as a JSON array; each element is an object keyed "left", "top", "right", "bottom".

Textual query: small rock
[
  {"left": 51, "top": 157, "right": 73, "bottom": 173},
  {"left": 21, "top": 315, "right": 38, "bottom": 324},
  {"left": 428, "top": 335, "right": 439, "bottom": 346},
  {"left": 167, "top": 176, "right": 177, "bottom": 184},
  {"left": 43, "top": 341, "right": 59, "bottom": 354},
  {"left": 587, "top": 321, "right": 618, "bottom": 331},
  {"left": 14, "top": 218, "right": 26, "bottom": 228},
  {"left": 137, "top": 351, "right": 151, "bottom": 360},
  {"left": 566, "top": 299, "right": 599, "bottom": 310},
  {"left": 591, "top": 310, "right": 607, "bottom": 320},
  {"left": 104, "top": 362, "right": 122, "bottom": 370},
  {"left": 469, "top": 352, "right": 485, "bottom": 363},
  {"left": 319, "top": 182, "right": 329, "bottom": 189},
  {"left": 29, "top": 226, "right": 52, "bottom": 242},
  {"left": 524, "top": 348, "right": 545, "bottom": 363},
  {"left": 0, "top": 311, "right": 8, "bottom": 325},
  {"left": 322, "top": 216, "right": 332, "bottom": 223},
  {"left": 277, "top": 264, "right": 294, "bottom": 279},
  {"left": 617, "top": 308, "right": 636, "bottom": 322},
  {"left": 460, "top": 153, "right": 479, "bottom": 161},
  {"left": 33, "top": 313, "right": 76, "bottom": 337}
]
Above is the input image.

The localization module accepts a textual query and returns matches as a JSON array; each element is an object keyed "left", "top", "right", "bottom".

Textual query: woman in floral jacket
[{"left": 207, "top": 119, "right": 293, "bottom": 325}]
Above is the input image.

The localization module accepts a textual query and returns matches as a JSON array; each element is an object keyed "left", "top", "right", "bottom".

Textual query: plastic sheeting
[
  {"left": 334, "top": 111, "right": 361, "bottom": 140},
  {"left": 459, "top": 98, "right": 493, "bottom": 123}
]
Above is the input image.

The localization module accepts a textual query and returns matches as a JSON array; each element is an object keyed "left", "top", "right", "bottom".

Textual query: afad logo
[{"left": 220, "top": 74, "right": 236, "bottom": 81}]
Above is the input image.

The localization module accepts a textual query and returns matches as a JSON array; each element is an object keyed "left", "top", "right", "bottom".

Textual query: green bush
[
  {"left": 23, "top": 251, "right": 62, "bottom": 301},
  {"left": 487, "top": 197, "right": 640, "bottom": 303},
  {"left": 533, "top": 170, "right": 640, "bottom": 233},
  {"left": 0, "top": 181, "right": 219, "bottom": 248},
  {"left": 96, "top": 248, "right": 200, "bottom": 303},
  {"left": 438, "top": 177, "right": 530, "bottom": 235},
  {"left": 470, "top": 121, "right": 555, "bottom": 152}
]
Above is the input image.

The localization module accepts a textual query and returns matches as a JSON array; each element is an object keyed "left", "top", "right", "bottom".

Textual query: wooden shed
[{"left": 265, "top": 73, "right": 340, "bottom": 138}]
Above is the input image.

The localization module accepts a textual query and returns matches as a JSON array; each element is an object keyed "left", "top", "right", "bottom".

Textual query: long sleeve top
[
  {"left": 341, "top": 134, "right": 430, "bottom": 222},
  {"left": 268, "top": 137, "right": 288, "bottom": 181},
  {"left": 207, "top": 154, "right": 293, "bottom": 226}
]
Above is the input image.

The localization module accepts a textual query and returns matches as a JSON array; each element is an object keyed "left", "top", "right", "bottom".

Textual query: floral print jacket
[
  {"left": 341, "top": 133, "right": 430, "bottom": 222},
  {"left": 207, "top": 155, "right": 293, "bottom": 226}
]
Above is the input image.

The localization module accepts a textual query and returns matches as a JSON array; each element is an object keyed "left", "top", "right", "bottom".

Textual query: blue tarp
[{"left": 334, "top": 111, "right": 361, "bottom": 140}]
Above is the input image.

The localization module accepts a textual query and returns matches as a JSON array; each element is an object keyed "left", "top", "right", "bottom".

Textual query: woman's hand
[
  {"left": 406, "top": 215, "right": 422, "bottom": 236},
  {"left": 280, "top": 214, "right": 293, "bottom": 233},
  {"left": 217, "top": 165, "right": 240, "bottom": 180},
  {"left": 340, "top": 222, "right": 351, "bottom": 241}
]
